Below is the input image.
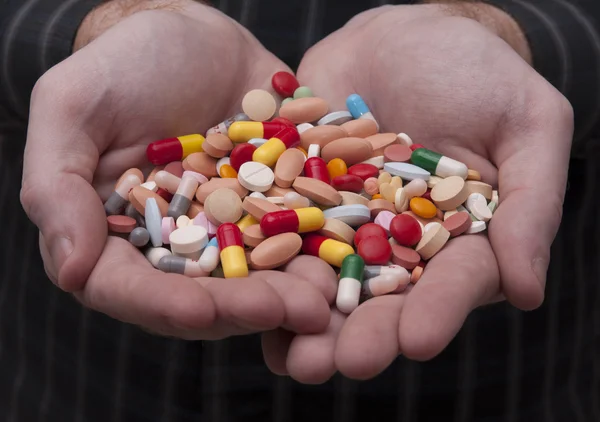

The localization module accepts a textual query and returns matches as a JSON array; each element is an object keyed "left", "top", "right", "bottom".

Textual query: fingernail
[
  {"left": 50, "top": 236, "right": 73, "bottom": 276},
  {"left": 532, "top": 256, "right": 548, "bottom": 287}
]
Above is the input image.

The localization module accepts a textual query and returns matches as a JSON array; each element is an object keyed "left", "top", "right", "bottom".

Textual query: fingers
[
  {"left": 282, "top": 255, "right": 339, "bottom": 305},
  {"left": 490, "top": 87, "right": 573, "bottom": 310},
  {"left": 334, "top": 295, "right": 405, "bottom": 380},
  {"left": 398, "top": 235, "right": 499, "bottom": 361},
  {"left": 261, "top": 329, "right": 295, "bottom": 376},
  {"left": 21, "top": 71, "right": 107, "bottom": 293}
]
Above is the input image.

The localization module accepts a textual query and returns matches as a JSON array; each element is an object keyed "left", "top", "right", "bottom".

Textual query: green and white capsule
[
  {"left": 336, "top": 254, "right": 365, "bottom": 314},
  {"left": 411, "top": 148, "right": 468, "bottom": 179}
]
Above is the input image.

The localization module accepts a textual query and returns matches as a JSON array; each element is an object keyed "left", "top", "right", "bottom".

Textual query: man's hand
[
  {"left": 20, "top": 1, "right": 335, "bottom": 340},
  {"left": 263, "top": 3, "right": 574, "bottom": 382}
]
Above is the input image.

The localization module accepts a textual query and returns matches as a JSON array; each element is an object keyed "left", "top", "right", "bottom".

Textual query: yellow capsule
[
  {"left": 220, "top": 245, "right": 248, "bottom": 278},
  {"left": 327, "top": 158, "right": 348, "bottom": 179},
  {"left": 409, "top": 197, "right": 438, "bottom": 219},
  {"left": 319, "top": 239, "right": 355, "bottom": 268},
  {"left": 219, "top": 164, "right": 238, "bottom": 178},
  {"left": 295, "top": 207, "right": 325, "bottom": 233},
  {"left": 252, "top": 138, "right": 287, "bottom": 167},
  {"left": 178, "top": 134, "right": 205, "bottom": 157},
  {"left": 372, "top": 193, "right": 383, "bottom": 200},
  {"left": 227, "top": 122, "right": 264, "bottom": 143},
  {"left": 236, "top": 214, "right": 258, "bottom": 232}
]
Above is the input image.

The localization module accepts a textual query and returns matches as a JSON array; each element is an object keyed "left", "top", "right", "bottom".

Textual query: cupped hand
[
  {"left": 21, "top": 5, "right": 334, "bottom": 339},
  {"left": 263, "top": 4, "right": 574, "bottom": 381}
]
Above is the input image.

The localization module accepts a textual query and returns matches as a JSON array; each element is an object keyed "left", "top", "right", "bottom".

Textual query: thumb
[{"left": 21, "top": 73, "right": 107, "bottom": 292}]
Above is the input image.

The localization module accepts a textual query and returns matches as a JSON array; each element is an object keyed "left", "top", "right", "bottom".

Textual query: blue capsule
[{"left": 346, "top": 94, "right": 371, "bottom": 119}]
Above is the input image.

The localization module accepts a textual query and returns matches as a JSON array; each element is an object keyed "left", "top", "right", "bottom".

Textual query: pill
[
  {"left": 302, "top": 234, "right": 354, "bottom": 267},
  {"left": 228, "top": 145, "right": 256, "bottom": 174},
  {"left": 217, "top": 223, "right": 248, "bottom": 278},
  {"left": 307, "top": 144, "right": 320, "bottom": 158},
  {"left": 366, "top": 133, "right": 398, "bottom": 156},
  {"left": 293, "top": 86, "right": 313, "bottom": 99},
  {"left": 104, "top": 173, "right": 143, "bottom": 215},
  {"left": 191, "top": 212, "right": 217, "bottom": 238},
  {"left": 424, "top": 222, "right": 441, "bottom": 234},
  {"left": 242, "top": 89, "right": 277, "bottom": 122},
  {"left": 219, "top": 164, "right": 237, "bottom": 178},
  {"left": 492, "top": 190, "right": 499, "bottom": 204},
  {"left": 304, "top": 157, "right": 331, "bottom": 184},
  {"left": 162, "top": 216, "right": 176, "bottom": 244},
  {"left": 427, "top": 175, "right": 443, "bottom": 189},
  {"left": 337, "top": 254, "right": 365, "bottom": 314},
  {"left": 167, "top": 173, "right": 199, "bottom": 219},
  {"left": 227, "top": 121, "right": 289, "bottom": 143},
  {"left": 410, "top": 266, "right": 424, "bottom": 284},
  {"left": 203, "top": 133, "right": 234, "bottom": 158},
  {"left": 243, "top": 224, "right": 266, "bottom": 247},
  {"left": 378, "top": 171, "right": 392, "bottom": 185},
  {"left": 488, "top": 201, "right": 497, "bottom": 214},
  {"left": 145, "top": 247, "right": 172, "bottom": 268},
  {"left": 264, "top": 185, "right": 295, "bottom": 197},
  {"left": 107, "top": 215, "right": 137, "bottom": 233},
  {"left": 250, "top": 232, "right": 303, "bottom": 270},
  {"left": 321, "top": 137, "right": 373, "bottom": 166},
  {"left": 411, "top": 148, "right": 468, "bottom": 179},
  {"left": 129, "top": 227, "right": 150, "bottom": 247},
  {"left": 197, "top": 178, "right": 247, "bottom": 204},
  {"left": 271, "top": 71, "right": 300, "bottom": 97},
  {"left": 357, "top": 236, "right": 392, "bottom": 265},
  {"left": 332, "top": 174, "right": 364, "bottom": 193},
  {"left": 394, "top": 188, "right": 409, "bottom": 213},
  {"left": 346, "top": 94, "right": 378, "bottom": 128},
  {"left": 128, "top": 186, "right": 169, "bottom": 217},
  {"left": 347, "top": 163, "right": 379, "bottom": 181},
  {"left": 296, "top": 123, "right": 314, "bottom": 134},
  {"left": 465, "top": 192, "right": 492, "bottom": 222},
  {"left": 383, "top": 162, "right": 430, "bottom": 181},
  {"left": 206, "top": 112, "right": 250, "bottom": 136},
  {"left": 145, "top": 198, "right": 163, "bottom": 247},
  {"left": 260, "top": 207, "right": 325, "bottom": 237},
  {"left": 146, "top": 134, "right": 205, "bottom": 165},
  {"left": 318, "top": 218, "right": 356, "bottom": 245},
  {"left": 466, "top": 220, "right": 487, "bottom": 234},
  {"left": 467, "top": 169, "right": 481, "bottom": 181},
  {"left": 169, "top": 225, "right": 208, "bottom": 261},
  {"left": 154, "top": 171, "right": 181, "bottom": 193},
  {"left": 368, "top": 199, "right": 396, "bottom": 218},
  {"left": 253, "top": 127, "right": 300, "bottom": 167},
  {"left": 157, "top": 255, "right": 209, "bottom": 277},
  {"left": 410, "top": 144, "right": 425, "bottom": 151},
  {"left": 355, "top": 223, "right": 387, "bottom": 247},
  {"left": 390, "top": 243, "right": 421, "bottom": 269},
  {"left": 141, "top": 181, "right": 158, "bottom": 192},
  {"left": 465, "top": 181, "right": 493, "bottom": 200},
  {"left": 384, "top": 144, "right": 412, "bottom": 163},
  {"left": 281, "top": 98, "right": 293, "bottom": 106},
  {"left": 410, "top": 197, "right": 437, "bottom": 219},
  {"left": 403, "top": 210, "right": 442, "bottom": 227},
  {"left": 176, "top": 215, "right": 192, "bottom": 228},
  {"left": 183, "top": 152, "right": 218, "bottom": 178},
  {"left": 292, "top": 177, "right": 342, "bottom": 206},
  {"left": 364, "top": 264, "right": 408, "bottom": 279},
  {"left": 266, "top": 196, "right": 284, "bottom": 205},
  {"left": 164, "top": 161, "right": 184, "bottom": 178},
  {"left": 323, "top": 204, "right": 371, "bottom": 227},
  {"left": 364, "top": 177, "right": 379, "bottom": 195},
  {"left": 390, "top": 214, "right": 422, "bottom": 247},
  {"left": 360, "top": 155, "right": 385, "bottom": 169},
  {"left": 340, "top": 118, "right": 378, "bottom": 138},
  {"left": 430, "top": 176, "right": 470, "bottom": 211},
  {"left": 396, "top": 133, "right": 413, "bottom": 147},
  {"left": 203, "top": 188, "right": 243, "bottom": 225},
  {"left": 242, "top": 196, "right": 281, "bottom": 221},
  {"left": 237, "top": 162, "right": 274, "bottom": 192},
  {"left": 300, "top": 125, "right": 348, "bottom": 150},
  {"left": 117, "top": 168, "right": 144, "bottom": 188},
  {"left": 415, "top": 224, "right": 450, "bottom": 260},
  {"left": 317, "top": 111, "right": 353, "bottom": 126},
  {"left": 374, "top": 210, "right": 395, "bottom": 233},
  {"left": 442, "top": 211, "right": 472, "bottom": 237},
  {"left": 339, "top": 191, "right": 370, "bottom": 206},
  {"left": 283, "top": 192, "right": 310, "bottom": 209},
  {"left": 403, "top": 179, "right": 428, "bottom": 199},
  {"left": 379, "top": 183, "right": 398, "bottom": 202},
  {"left": 364, "top": 270, "right": 410, "bottom": 296},
  {"left": 326, "top": 158, "right": 348, "bottom": 180},
  {"left": 279, "top": 97, "right": 329, "bottom": 124},
  {"left": 372, "top": 194, "right": 383, "bottom": 199},
  {"left": 296, "top": 146, "right": 308, "bottom": 156}
]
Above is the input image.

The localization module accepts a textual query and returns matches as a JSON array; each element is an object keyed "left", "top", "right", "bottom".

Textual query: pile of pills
[{"left": 104, "top": 71, "right": 498, "bottom": 315}]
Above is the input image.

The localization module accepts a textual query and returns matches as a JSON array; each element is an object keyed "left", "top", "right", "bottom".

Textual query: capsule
[
  {"left": 362, "top": 266, "right": 410, "bottom": 297},
  {"left": 236, "top": 214, "right": 259, "bottom": 232},
  {"left": 304, "top": 157, "right": 330, "bottom": 184},
  {"left": 252, "top": 127, "right": 300, "bottom": 167},
  {"left": 411, "top": 148, "right": 468, "bottom": 179},
  {"left": 146, "top": 134, "right": 205, "bottom": 165},
  {"left": 336, "top": 254, "right": 365, "bottom": 314},
  {"left": 227, "top": 121, "right": 289, "bottom": 143},
  {"left": 364, "top": 265, "right": 408, "bottom": 278},
  {"left": 157, "top": 255, "right": 209, "bottom": 277},
  {"left": 128, "top": 227, "right": 150, "bottom": 248},
  {"left": 260, "top": 207, "right": 325, "bottom": 237},
  {"left": 217, "top": 223, "right": 248, "bottom": 278},
  {"left": 104, "top": 173, "right": 143, "bottom": 215},
  {"left": 302, "top": 234, "right": 355, "bottom": 267},
  {"left": 167, "top": 174, "right": 199, "bottom": 219},
  {"left": 199, "top": 237, "right": 220, "bottom": 272},
  {"left": 346, "top": 94, "right": 378, "bottom": 128},
  {"left": 206, "top": 112, "right": 250, "bottom": 136},
  {"left": 155, "top": 171, "right": 180, "bottom": 193}
]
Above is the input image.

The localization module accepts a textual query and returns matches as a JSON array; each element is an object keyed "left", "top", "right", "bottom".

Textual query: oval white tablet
[
  {"left": 317, "top": 111, "right": 353, "bottom": 126},
  {"left": 360, "top": 155, "right": 385, "bottom": 169},
  {"left": 384, "top": 162, "right": 430, "bottom": 181},
  {"left": 238, "top": 161, "right": 274, "bottom": 192},
  {"left": 396, "top": 133, "right": 413, "bottom": 147},
  {"left": 323, "top": 204, "right": 371, "bottom": 226},
  {"left": 248, "top": 138, "right": 267, "bottom": 147}
]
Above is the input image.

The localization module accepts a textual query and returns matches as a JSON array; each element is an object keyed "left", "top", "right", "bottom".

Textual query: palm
[{"left": 263, "top": 7, "right": 573, "bottom": 381}]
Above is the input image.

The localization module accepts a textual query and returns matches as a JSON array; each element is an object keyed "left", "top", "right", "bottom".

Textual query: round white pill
[
  {"left": 238, "top": 162, "right": 274, "bottom": 192},
  {"left": 169, "top": 226, "right": 208, "bottom": 260}
]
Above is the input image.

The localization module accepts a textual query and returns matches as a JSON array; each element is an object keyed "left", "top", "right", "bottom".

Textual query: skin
[
  {"left": 262, "top": 4, "right": 574, "bottom": 382},
  {"left": 21, "top": 2, "right": 337, "bottom": 340}
]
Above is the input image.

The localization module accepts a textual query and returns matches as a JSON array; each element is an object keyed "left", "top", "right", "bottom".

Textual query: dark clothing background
[{"left": 1, "top": 1, "right": 599, "bottom": 421}]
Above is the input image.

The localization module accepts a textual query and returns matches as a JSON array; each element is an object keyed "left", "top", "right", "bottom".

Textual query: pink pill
[
  {"left": 374, "top": 210, "right": 395, "bottom": 233},
  {"left": 192, "top": 212, "right": 218, "bottom": 237},
  {"left": 161, "top": 217, "right": 176, "bottom": 244},
  {"left": 364, "top": 177, "right": 379, "bottom": 195},
  {"left": 383, "top": 144, "right": 412, "bottom": 163},
  {"left": 164, "top": 161, "right": 184, "bottom": 178}
]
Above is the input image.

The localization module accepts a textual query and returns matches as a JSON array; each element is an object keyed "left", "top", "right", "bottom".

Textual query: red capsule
[
  {"left": 357, "top": 236, "right": 392, "bottom": 265},
  {"left": 331, "top": 174, "right": 363, "bottom": 192},
  {"left": 229, "top": 143, "right": 257, "bottom": 172},
  {"left": 261, "top": 209, "right": 300, "bottom": 237},
  {"left": 304, "top": 157, "right": 330, "bottom": 184},
  {"left": 347, "top": 163, "right": 379, "bottom": 181},
  {"left": 216, "top": 223, "right": 243, "bottom": 249},
  {"left": 271, "top": 71, "right": 300, "bottom": 98},
  {"left": 354, "top": 223, "right": 387, "bottom": 247},
  {"left": 390, "top": 214, "right": 422, "bottom": 247},
  {"left": 273, "top": 127, "right": 300, "bottom": 148},
  {"left": 156, "top": 188, "right": 173, "bottom": 202},
  {"left": 270, "top": 117, "right": 296, "bottom": 127},
  {"left": 410, "top": 144, "right": 425, "bottom": 151}
]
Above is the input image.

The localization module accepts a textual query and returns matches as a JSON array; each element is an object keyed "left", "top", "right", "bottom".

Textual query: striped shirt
[{"left": 0, "top": 1, "right": 599, "bottom": 421}]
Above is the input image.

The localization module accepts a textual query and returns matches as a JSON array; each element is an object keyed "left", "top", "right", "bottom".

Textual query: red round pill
[
  {"left": 347, "top": 163, "right": 379, "bottom": 181},
  {"left": 331, "top": 174, "right": 363, "bottom": 192},
  {"left": 390, "top": 214, "right": 422, "bottom": 247},
  {"left": 354, "top": 223, "right": 387, "bottom": 247},
  {"left": 410, "top": 144, "right": 425, "bottom": 151},
  {"left": 357, "top": 236, "right": 392, "bottom": 265},
  {"left": 271, "top": 71, "right": 300, "bottom": 98},
  {"left": 229, "top": 143, "right": 257, "bottom": 172}
]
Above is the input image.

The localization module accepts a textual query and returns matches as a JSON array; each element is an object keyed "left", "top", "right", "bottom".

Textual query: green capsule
[
  {"left": 340, "top": 254, "right": 365, "bottom": 282},
  {"left": 411, "top": 147, "right": 468, "bottom": 179},
  {"left": 293, "top": 86, "right": 314, "bottom": 99}
]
